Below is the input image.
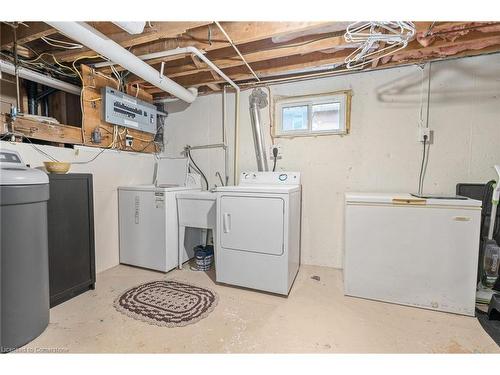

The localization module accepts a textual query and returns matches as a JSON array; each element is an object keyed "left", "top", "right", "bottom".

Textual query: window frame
[{"left": 273, "top": 90, "right": 351, "bottom": 138}]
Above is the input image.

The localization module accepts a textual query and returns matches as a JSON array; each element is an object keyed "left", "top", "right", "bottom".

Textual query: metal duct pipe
[
  {"left": 46, "top": 22, "right": 198, "bottom": 103},
  {"left": 248, "top": 88, "right": 269, "bottom": 172},
  {"left": 41, "top": 96, "right": 49, "bottom": 117},
  {"left": 25, "top": 80, "right": 38, "bottom": 115},
  {"left": 0, "top": 59, "right": 82, "bottom": 95}
]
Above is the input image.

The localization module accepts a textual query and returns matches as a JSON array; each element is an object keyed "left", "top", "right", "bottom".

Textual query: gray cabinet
[{"left": 47, "top": 173, "right": 95, "bottom": 307}]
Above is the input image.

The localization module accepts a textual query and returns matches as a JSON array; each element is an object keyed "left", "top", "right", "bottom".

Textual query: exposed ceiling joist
[
  {"left": 52, "top": 21, "right": 212, "bottom": 62},
  {"left": 3, "top": 21, "right": 500, "bottom": 98},
  {"left": 1, "top": 22, "right": 56, "bottom": 49},
  {"left": 100, "top": 33, "right": 347, "bottom": 79},
  {"left": 125, "top": 21, "right": 334, "bottom": 60},
  {"left": 141, "top": 50, "right": 352, "bottom": 93},
  {"left": 386, "top": 33, "right": 500, "bottom": 63}
]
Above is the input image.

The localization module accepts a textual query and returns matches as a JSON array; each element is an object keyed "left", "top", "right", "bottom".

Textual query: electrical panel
[{"left": 101, "top": 86, "right": 157, "bottom": 134}]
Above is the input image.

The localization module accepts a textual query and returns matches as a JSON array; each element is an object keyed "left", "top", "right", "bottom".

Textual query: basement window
[{"left": 275, "top": 91, "right": 351, "bottom": 137}]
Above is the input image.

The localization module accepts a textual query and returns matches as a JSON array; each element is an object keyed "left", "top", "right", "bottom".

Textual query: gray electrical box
[{"left": 101, "top": 86, "right": 157, "bottom": 134}]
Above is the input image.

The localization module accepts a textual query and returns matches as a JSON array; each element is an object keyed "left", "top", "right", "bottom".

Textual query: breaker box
[{"left": 101, "top": 86, "right": 157, "bottom": 134}]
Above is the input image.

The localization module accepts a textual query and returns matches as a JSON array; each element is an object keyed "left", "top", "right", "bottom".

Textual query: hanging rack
[{"left": 344, "top": 21, "right": 416, "bottom": 69}]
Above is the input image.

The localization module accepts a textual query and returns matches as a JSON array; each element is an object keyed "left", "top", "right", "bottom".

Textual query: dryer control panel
[{"left": 240, "top": 171, "right": 301, "bottom": 185}]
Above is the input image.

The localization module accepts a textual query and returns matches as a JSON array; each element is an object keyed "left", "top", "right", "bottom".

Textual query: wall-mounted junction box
[
  {"left": 418, "top": 127, "right": 433, "bottom": 143},
  {"left": 270, "top": 144, "right": 282, "bottom": 160},
  {"left": 101, "top": 86, "right": 158, "bottom": 134}
]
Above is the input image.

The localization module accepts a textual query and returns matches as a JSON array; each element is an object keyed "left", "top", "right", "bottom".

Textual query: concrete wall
[
  {"left": 0, "top": 141, "right": 156, "bottom": 273},
  {"left": 165, "top": 53, "right": 500, "bottom": 269}
]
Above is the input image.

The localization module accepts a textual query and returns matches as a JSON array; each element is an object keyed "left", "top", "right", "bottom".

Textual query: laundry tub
[
  {"left": 176, "top": 191, "right": 216, "bottom": 269},
  {"left": 0, "top": 149, "right": 50, "bottom": 353}
]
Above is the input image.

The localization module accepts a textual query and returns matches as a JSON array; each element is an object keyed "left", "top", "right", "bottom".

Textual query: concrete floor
[{"left": 22, "top": 264, "right": 499, "bottom": 353}]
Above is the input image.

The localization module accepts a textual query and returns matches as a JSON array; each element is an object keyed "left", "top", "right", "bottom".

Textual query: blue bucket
[{"left": 193, "top": 245, "right": 214, "bottom": 271}]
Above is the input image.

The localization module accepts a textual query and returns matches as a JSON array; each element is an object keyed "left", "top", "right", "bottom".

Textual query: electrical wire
[
  {"left": 417, "top": 136, "right": 428, "bottom": 195},
  {"left": 40, "top": 36, "right": 83, "bottom": 50},
  {"left": 71, "top": 147, "right": 107, "bottom": 164},
  {"left": 186, "top": 148, "right": 209, "bottom": 190},
  {"left": 1, "top": 131, "right": 60, "bottom": 161},
  {"left": 1, "top": 129, "right": 114, "bottom": 164},
  {"left": 0, "top": 51, "right": 80, "bottom": 79},
  {"left": 71, "top": 54, "right": 119, "bottom": 143},
  {"left": 416, "top": 63, "right": 431, "bottom": 196},
  {"left": 263, "top": 86, "right": 275, "bottom": 143}
]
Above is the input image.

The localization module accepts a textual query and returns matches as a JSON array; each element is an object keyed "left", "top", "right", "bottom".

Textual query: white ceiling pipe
[
  {"left": 46, "top": 22, "right": 198, "bottom": 103},
  {"left": 93, "top": 43, "right": 242, "bottom": 184},
  {"left": 94, "top": 46, "right": 240, "bottom": 92},
  {"left": 0, "top": 59, "right": 81, "bottom": 95},
  {"left": 112, "top": 22, "right": 146, "bottom": 35}
]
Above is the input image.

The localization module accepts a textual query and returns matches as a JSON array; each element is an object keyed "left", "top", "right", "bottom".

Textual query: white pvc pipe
[
  {"left": 46, "top": 22, "right": 198, "bottom": 103},
  {"left": 233, "top": 90, "right": 240, "bottom": 185},
  {"left": 95, "top": 46, "right": 240, "bottom": 92},
  {"left": 0, "top": 59, "right": 81, "bottom": 96},
  {"left": 92, "top": 42, "right": 242, "bottom": 183}
]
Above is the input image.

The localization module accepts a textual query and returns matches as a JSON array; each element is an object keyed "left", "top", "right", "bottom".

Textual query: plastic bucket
[{"left": 193, "top": 245, "right": 214, "bottom": 271}]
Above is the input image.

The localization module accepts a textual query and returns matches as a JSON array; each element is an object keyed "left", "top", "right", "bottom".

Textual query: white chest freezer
[{"left": 344, "top": 193, "right": 481, "bottom": 316}]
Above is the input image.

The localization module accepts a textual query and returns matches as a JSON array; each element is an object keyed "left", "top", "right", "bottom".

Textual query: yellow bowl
[{"left": 44, "top": 161, "right": 71, "bottom": 174}]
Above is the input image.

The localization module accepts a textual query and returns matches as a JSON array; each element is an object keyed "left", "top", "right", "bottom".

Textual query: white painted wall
[
  {"left": 0, "top": 141, "right": 155, "bottom": 273},
  {"left": 165, "top": 53, "right": 500, "bottom": 269}
]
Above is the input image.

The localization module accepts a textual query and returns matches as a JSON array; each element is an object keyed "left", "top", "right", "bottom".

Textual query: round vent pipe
[{"left": 249, "top": 88, "right": 269, "bottom": 172}]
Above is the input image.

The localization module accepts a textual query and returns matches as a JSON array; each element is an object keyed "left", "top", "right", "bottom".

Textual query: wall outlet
[
  {"left": 125, "top": 135, "right": 134, "bottom": 147},
  {"left": 270, "top": 144, "right": 282, "bottom": 160},
  {"left": 418, "top": 127, "right": 432, "bottom": 143}
]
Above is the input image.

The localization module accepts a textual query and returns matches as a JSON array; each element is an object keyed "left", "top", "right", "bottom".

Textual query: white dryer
[
  {"left": 215, "top": 171, "right": 301, "bottom": 295},
  {"left": 118, "top": 158, "right": 202, "bottom": 272}
]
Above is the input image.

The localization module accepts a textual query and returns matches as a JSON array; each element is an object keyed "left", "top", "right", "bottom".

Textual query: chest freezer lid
[
  {"left": 154, "top": 157, "right": 188, "bottom": 187},
  {"left": 345, "top": 192, "right": 481, "bottom": 207},
  {"left": 177, "top": 191, "right": 216, "bottom": 201}
]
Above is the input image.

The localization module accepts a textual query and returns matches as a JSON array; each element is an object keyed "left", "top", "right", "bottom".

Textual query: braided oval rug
[{"left": 114, "top": 280, "right": 218, "bottom": 327}]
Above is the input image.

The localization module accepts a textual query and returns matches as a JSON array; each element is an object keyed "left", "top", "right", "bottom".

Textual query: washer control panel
[
  {"left": 240, "top": 171, "right": 300, "bottom": 185},
  {"left": 0, "top": 150, "right": 23, "bottom": 165}
]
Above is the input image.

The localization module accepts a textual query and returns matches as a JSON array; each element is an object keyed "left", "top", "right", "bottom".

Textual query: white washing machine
[
  {"left": 215, "top": 171, "right": 301, "bottom": 295},
  {"left": 118, "top": 158, "right": 202, "bottom": 272}
]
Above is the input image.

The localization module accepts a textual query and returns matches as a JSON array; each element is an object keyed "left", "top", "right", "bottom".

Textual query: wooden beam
[
  {"left": 1, "top": 22, "right": 56, "bottom": 49},
  {"left": 147, "top": 33, "right": 500, "bottom": 97},
  {"left": 127, "top": 21, "right": 336, "bottom": 57},
  {"left": 184, "top": 34, "right": 345, "bottom": 77},
  {"left": 1, "top": 114, "right": 83, "bottom": 144},
  {"left": 416, "top": 22, "right": 500, "bottom": 47},
  {"left": 190, "top": 54, "right": 220, "bottom": 90},
  {"left": 386, "top": 34, "right": 500, "bottom": 63},
  {"left": 103, "top": 32, "right": 349, "bottom": 88},
  {"left": 144, "top": 50, "right": 352, "bottom": 93},
  {"left": 79, "top": 64, "right": 156, "bottom": 153},
  {"left": 117, "top": 33, "right": 348, "bottom": 80},
  {"left": 98, "top": 22, "right": 342, "bottom": 77},
  {"left": 205, "top": 83, "right": 222, "bottom": 91},
  {"left": 54, "top": 22, "right": 211, "bottom": 62}
]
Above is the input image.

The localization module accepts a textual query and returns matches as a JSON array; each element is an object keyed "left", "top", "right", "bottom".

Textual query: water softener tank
[{"left": 0, "top": 148, "right": 50, "bottom": 353}]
